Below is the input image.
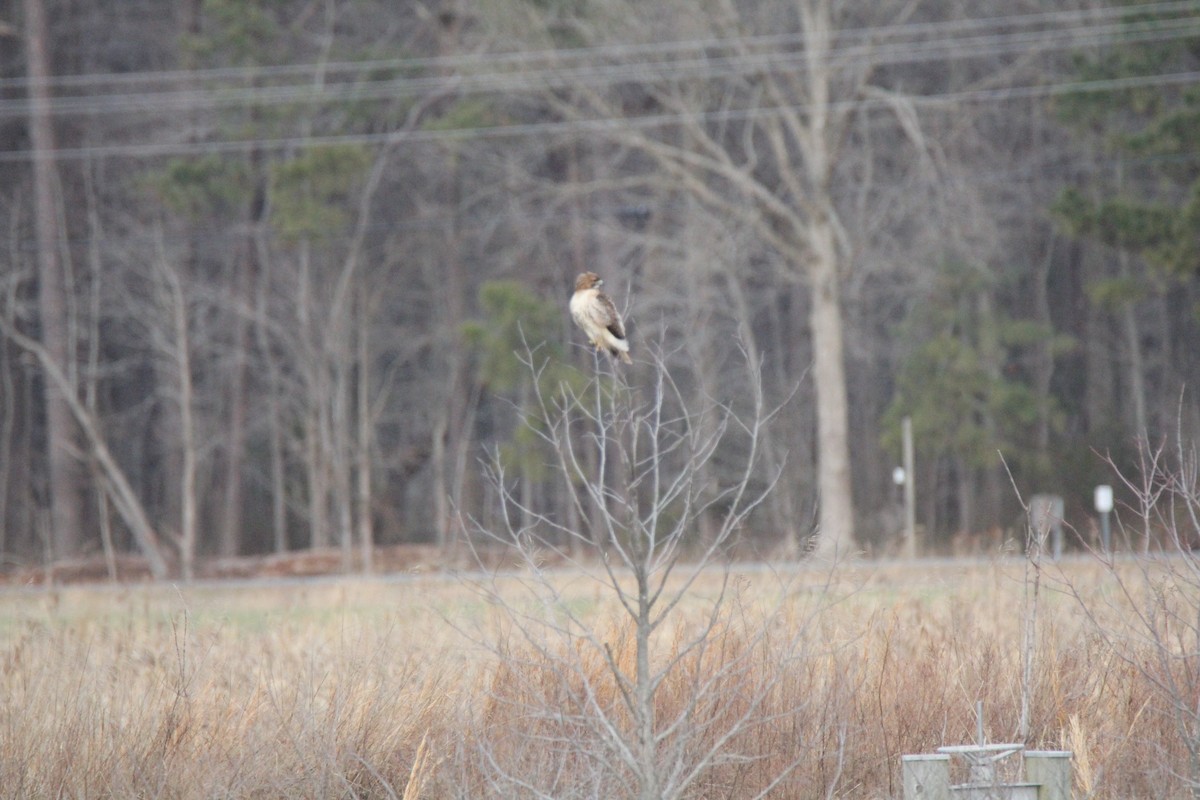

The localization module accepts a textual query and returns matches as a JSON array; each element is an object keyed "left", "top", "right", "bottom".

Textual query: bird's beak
[{"left": 597, "top": 279, "right": 604, "bottom": 286}]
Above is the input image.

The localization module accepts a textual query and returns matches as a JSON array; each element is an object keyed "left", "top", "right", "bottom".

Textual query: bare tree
[
  {"left": 23, "top": 0, "right": 84, "bottom": 560},
  {"left": 460, "top": 344, "right": 839, "bottom": 799},
  {"left": 149, "top": 236, "right": 200, "bottom": 580}
]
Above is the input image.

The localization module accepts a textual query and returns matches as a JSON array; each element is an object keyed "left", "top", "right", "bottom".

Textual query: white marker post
[{"left": 1095, "top": 484, "right": 1114, "bottom": 553}]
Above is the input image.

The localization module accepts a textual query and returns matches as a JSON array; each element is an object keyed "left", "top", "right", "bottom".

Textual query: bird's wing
[{"left": 595, "top": 292, "right": 626, "bottom": 339}]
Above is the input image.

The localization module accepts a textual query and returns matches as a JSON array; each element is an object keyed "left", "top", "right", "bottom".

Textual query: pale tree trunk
[
  {"left": 634, "top": 574, "right": 660, "bottom": 800},
  {"left": 439, "top": 181, "right": 469, "bottom": 546},
  {"left": 1118, "top": 250, "right": 1148, "bottom": 438},
  {"left": 267, "top": 384, "right": 288, "bottom": 553},
  {"left": 325, "top": 316, "right": 354, "bottom": 571},
  {"left": 975, "top": 288, "right": 1005, "bottom": 529},
  {"left": 156, "top": 247, "right": 198, "bottom": 581},
  {"left": 1112, "top": 163, "right": 1148, "bottom": 438},
  {"left": 519, "top": 381, "right": 534, "bottom": 536},
  {"left": 84, "top": 180, "right": 115, "bottom": 580},
  {"left": 434, "top": 11, "right": 469, "bottom": 551},
  {"left": 957, "top": 463, "right": 974, "bottom": 538},
  {"left": 807, "top": 216, "right": 855, "bottom": 558},
  {"left": 1032, "top": 241, "right": 1056, "bottom": 453},
  {"left": 25, "top": 0, "right": 84, "bottom": 560},
  {"left": 318, "top": 321, "right": 353, "bottom": 570},
  {"left": 432, "top": 414, "right": 449, "bottom": 548},
  {"left": 307, "top": 409, "right": 330, "bottom": 549},
  {"left": 0, "top": 292, "right": 14, "bottom": 557},
  {"left": 434, "top": 189, "right": 468, "bottom": 549},
  {"left": 218, "top": 297, "right": 248, "bottom": 557},
  {"left": 357, "top": 287, "right": 373, "bottom": 572},
  {"left": 797, "top": 0, "right": 856, "bottom": 558},
  {"left": 334, "top": 380, "right": 354, "bottom": 571},
  {"left": 298, "top": 243, "right": 330, "bottom": 549}
]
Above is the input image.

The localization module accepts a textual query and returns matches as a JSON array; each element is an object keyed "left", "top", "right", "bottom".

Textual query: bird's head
[{"left": 574, "top": 272, "right": 603, "bottom": 291}]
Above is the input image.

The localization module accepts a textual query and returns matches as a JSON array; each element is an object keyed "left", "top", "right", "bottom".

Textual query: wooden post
[
  {"left": 1025, "top": 750, "right": 1072, "bottom": 800},
  {"left": 902, "top": 415, "right": 916, "bottom": 557},
  {"left": 902, "top": 754, "right": 951, "bottom": 800}
]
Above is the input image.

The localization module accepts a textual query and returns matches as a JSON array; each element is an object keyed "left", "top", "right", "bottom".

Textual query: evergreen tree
[
  {"left": 1051, "top": 0, "right": 1200, "bottom": 442},
  {"left": 463, "top": 281, "right": 587, "bottom": 537},
  {"left": 884, "top": 260, "right": 1072, "bottom": 540}
]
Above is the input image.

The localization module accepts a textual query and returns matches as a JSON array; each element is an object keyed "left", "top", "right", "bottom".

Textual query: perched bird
[{"left": 569, "top": 272, "right": 632, "bottom": 364}]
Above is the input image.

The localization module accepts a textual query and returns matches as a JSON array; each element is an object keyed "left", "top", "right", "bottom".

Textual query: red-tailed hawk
[{"left": 569, "top": 272, "right": 632, "bottom": 364}]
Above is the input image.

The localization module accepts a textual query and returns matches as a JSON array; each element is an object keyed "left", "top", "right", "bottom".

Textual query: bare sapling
[{"left": 458, "top": 341, "right": 844, "bottom": 799}]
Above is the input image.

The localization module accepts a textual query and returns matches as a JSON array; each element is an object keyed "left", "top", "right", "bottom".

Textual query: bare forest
[{"left": 1, "top": 0, "right": 1199, "bottom": 576}]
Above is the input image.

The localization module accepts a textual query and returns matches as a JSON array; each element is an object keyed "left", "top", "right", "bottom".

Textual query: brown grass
[{"left": 0, "top": 558, "right": 1191, "bottom": 798}]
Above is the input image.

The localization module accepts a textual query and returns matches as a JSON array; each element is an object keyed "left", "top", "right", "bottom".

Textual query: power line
[
  {"left": 1, "top": 67, "right": 1196, "bottom": 164},
  {"left": 2, "top": 13, "right": 1199, "bottom": 120},
  {"left": 2, "top": 0, "right": 1197, "bottom": 92},
  {"left": 0, "top": 4, "right": 1193, "bottom": 163}
]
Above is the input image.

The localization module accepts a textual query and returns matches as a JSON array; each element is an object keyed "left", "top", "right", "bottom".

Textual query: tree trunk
[
  {"left": 335, "top": 390, "right": 354, "bottom": 571},
  {"left": 795, "top": 0, "right": 856, "bottom": 559},
  {"left": 434, "top": 214, "right": 469, "bottom": 549},
  {"left": 161, "top": 255, "right": 198, "bottom": 581},
  {"left": 808, "top": 218, "right": 856, "bottom": 558},
  {"left": 218, "top": 228, "right": 255, "bottom": 557},
  {"left": 1118, "top": 252, "right": 1148, "bottom": 438},
  {"left": 635, "top": 586, "right": 660, "bottom": 800},
  {"left": 254, "top": 237, "right": 289, "bottom": 553},
  {"left": 1032, "top": 241, "right": 1057, "bottom": 453},
  {"left": 25, "top": 0, "right": 84, "bottom": 561},
  {"left": 975, "top": 288, "right": 1003, "bottom": 531},
  {"left": 307, "top": 406, "right": 330, "bottom": 549},
  {"left": 357, "top": 286, "right": 374, "bottom": 572},
  {"left": 957, "top": 460, "right": 974, "bottom": 537},
  {"left": 432, "top": 413, "right": 449, "bottom": 548},
  {"left": 0, "top": 316, "right": 13, "bottom": 557}
]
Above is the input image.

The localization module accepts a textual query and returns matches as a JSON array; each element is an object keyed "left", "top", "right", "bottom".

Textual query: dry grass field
[{"left": 0, "top": 556, "right": 1191, "bottom": 798}]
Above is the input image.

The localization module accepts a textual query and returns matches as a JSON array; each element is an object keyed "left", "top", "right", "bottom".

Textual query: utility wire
[
  {"left": 1, "top": 0, "right": 1196, "bottom": 92},
  {"left": 0, "top": 67, "right": 1196, "bottom": 164},
  {"left": 1, "top": 13, "right": 1199, "bottom": 119},
  {"left": 0, "top": 4, "right": 1194, "bottom": 162}
]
